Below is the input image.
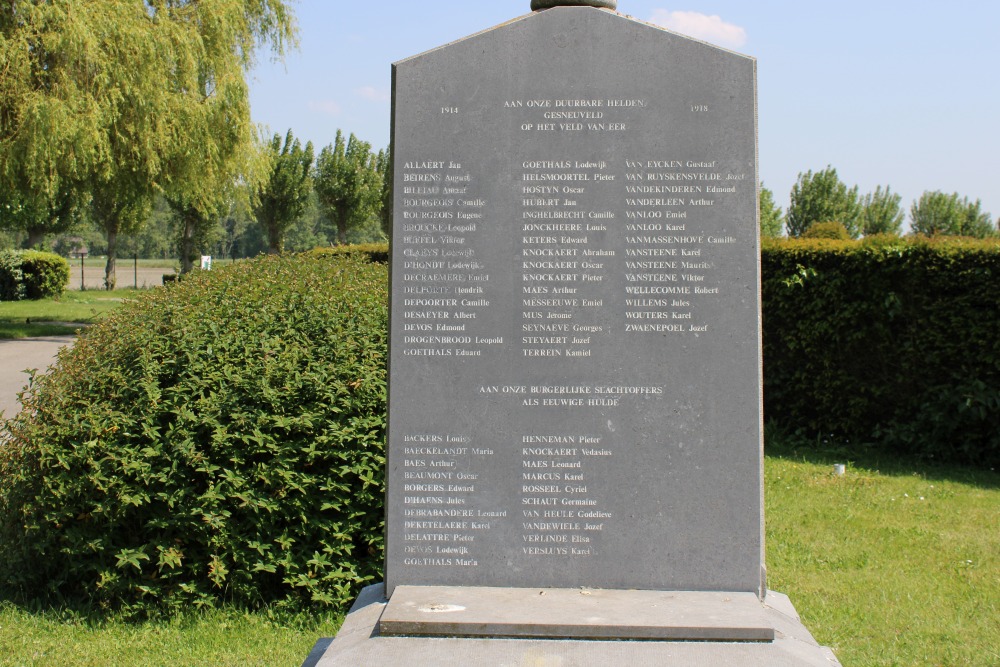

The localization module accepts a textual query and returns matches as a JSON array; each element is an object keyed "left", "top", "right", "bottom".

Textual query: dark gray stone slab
[
  {"left": 388, "top": 6, "right": 762, "bottom": 597},
  {"left": 380, "top": 585, "right": 774, "bottom": 641},
  {"left": 310, "top": 584, "right": 842, "bottom": 667}
]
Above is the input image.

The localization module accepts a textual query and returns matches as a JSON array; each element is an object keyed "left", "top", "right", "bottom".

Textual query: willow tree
[
  {"left": 0, "top": 0, "right": 296, "bottom": 287},
  {"left": 167, "top": 138, "right": 269, "bottom": 273},
  {"left": 0, "top": 186, "right": 87, "bottom": 249},
  {"left": 0, "top": 2, "right": 101, "bottom": 249}
]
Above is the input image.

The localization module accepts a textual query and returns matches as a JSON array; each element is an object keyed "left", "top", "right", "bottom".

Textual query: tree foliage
[
  {"left": 253, "top": 130, "right": 315, "bottom": 254},
  {"left": 861, "top": 185, "right": 904, "bottom": 236},
  {"left": 910, "top": 191, "right": 995, "bottom": 238},
  {"left": 786, "top": 167, "right": 862, "bottom": 238},
  {"left": 759, "top": 183, "right": 784, "bottom": 238},
  {"left": 166, "top": 197, "right": 226, "bottom": 274},
  {"left": 802, "top": 221, "right": 851, "bottom": 240},
  {"left": 314, "top": 131, "right": 384, "bottom": 246},
  {"left": 377, "top": 147, "right": 393, "bottom": 238},
  {"left": 0, "top": 0, "right": 297, "bottom": 286},
  {"left": 0, "top": 187, "right": 86, "bottom": 249}
]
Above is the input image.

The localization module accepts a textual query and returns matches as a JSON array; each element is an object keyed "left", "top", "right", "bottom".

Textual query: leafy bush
[
  {"left": 0, "top": 250, "right": 69, "bottom": 300},
  {"left": 305, "top": 242, "right": 388, "bottom": 264},
  {"left": 0, "top": 253, "right": 388, "bottom": 616},
  {"left": 802, "top": 221, "right": 850, "bottom": 240},
  {"left": 763, "top": 236, "right": 1000, "bottom": 466},
  {"left": 19, "top": 250, "right": 71, "bottom": 299},
  {"left": 0, "top": 250, "right": 26, "bottom": 301}
]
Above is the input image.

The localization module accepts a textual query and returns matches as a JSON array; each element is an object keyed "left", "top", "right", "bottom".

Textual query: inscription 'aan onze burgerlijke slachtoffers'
[{"left": 396, "top": 96, "right": 748, "bottom": 569}]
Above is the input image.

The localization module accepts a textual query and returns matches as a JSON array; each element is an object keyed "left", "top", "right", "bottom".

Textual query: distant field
[{"left": 68, "top": 258, "right": 235, "bottom": 290}]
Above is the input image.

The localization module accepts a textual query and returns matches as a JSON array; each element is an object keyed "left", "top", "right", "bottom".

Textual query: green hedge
[
  {"left": 762, "top": 236, "right": 1000, "bottom": 466},
  {"left": 0, "top": 249, "right": 70, "bottom": 300},
  {"left": 0, "top": 253, "right": 388, "bottom": 616},
  {"left": 305, "top": 242, "right": 389, "bottom": 264}
]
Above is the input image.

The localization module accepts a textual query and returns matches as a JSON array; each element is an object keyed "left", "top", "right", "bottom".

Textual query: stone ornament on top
[{"left": 531, "top": 0, "right": 618, "bottom": 9}]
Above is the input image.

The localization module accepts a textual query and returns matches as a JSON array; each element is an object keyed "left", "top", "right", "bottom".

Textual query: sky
[{"left": 248, "top": 1, "right": 1000, "bottom": 228}]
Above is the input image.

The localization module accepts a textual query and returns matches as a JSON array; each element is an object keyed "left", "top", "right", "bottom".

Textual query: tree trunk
[
  {"left": 336, "top": 204, "right": 349, "bottom": 245},
  {"left": 179, "top": 213, "right": 196, "bottom": 274},
  {"left": 105, "top": 225, "right": 118, "bottom": 291},
  {"left": 266, "top": 222, "right": 282, "bottom": 254},
  {"left": 25, "top": 227, "right": 46, "bottom": 249}
]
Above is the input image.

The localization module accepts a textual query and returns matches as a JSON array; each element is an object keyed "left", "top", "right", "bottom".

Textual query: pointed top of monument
[{"left": 531, "top": 0, "right": 617, "bottom": 11}]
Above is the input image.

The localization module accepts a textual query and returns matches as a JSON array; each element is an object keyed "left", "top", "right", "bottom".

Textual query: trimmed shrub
[
  {"left": 0, "top": 253, "right": 388, "bottom": 616},
  {"left": 802, "top": 221, "right": 851, "bottom": 240},
  {"left": 0, "top": 250, "right": 69, "bottom": 300},
  {"left": 306, "top": 243, "right": 389, "bottom": 264},
  {"left": 0, "top": 250, "right": 26, "bottom": 301},
  {"left": 762, "top": 236, "right": 1000, "bottom": 466},
  {"left": 19, "top": 250, "right": 71, "bottom": 299}
]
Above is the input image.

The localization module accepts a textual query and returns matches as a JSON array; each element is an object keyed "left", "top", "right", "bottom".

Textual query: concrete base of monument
[
  {"left": 304, "top": 584, "right": 841, "bottom": 667},
  {"left": 380, "top": 585, "right": 778, "bottom": 641}
]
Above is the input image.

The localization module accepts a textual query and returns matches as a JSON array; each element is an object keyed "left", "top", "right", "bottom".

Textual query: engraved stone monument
[
  {"left": 308, "top": 2, "right": 839, "bottom": 664},
  {"left": 387, "top": 3, "right": 762, "bottom": 599}
]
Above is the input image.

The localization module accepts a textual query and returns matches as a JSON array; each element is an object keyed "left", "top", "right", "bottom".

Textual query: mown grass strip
[
  {"left": 765, "top": 434, "right": 1000, "bottom": 666},
  {"left": 0, "top": 604, "right": 343, "bottom": 667},
  {"left": 0, "top": 290, "right": 138, "bottom": 339}
]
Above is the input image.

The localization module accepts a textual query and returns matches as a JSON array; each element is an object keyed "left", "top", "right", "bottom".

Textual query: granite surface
[
  {"left": 388, "top": 5, "right": 763, "bottom": 596},
  {"left": 307, "top": 584, "right": 842, "bottom": 667}
]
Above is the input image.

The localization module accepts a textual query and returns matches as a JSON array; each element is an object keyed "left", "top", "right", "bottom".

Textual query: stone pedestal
[{"left": 306, "top": 584, "right": 840, "bottom": 667}]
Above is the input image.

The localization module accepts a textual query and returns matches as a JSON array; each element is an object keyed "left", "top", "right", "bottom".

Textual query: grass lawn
[
  {"left": 0, "top": 290, "right": 137, "bottom": 339},
  {"left": 0, "top": 606, "right": 342, "bottom": 667},
  {"left": 765, "top": 436, "right": 999, "bottom": 666},
  {"left": 0, "top": 437, "right": 996, "bottom": 665}
]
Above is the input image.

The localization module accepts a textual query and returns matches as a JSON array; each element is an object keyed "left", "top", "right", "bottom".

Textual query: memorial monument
[{"left": 307, "top": 2, "right": 840, "bottom": 664}]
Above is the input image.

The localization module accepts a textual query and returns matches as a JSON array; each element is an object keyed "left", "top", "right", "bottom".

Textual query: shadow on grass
[
  {"left": 764, "top": 422, "right": 1000, "bottom": 490},
  {"left": 0, "top": 589, "right": 109, "bottom": 628},
  {"left": 0, "top": 587, "right": 343, "bottom": 632},
  {"left": 0, "top": 323, "right": 81, "bottom": 339}
]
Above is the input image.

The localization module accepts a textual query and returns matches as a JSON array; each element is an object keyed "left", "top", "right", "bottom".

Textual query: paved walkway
[{"left": 0, "top": 336, "right": 75, "bottom": 419}]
